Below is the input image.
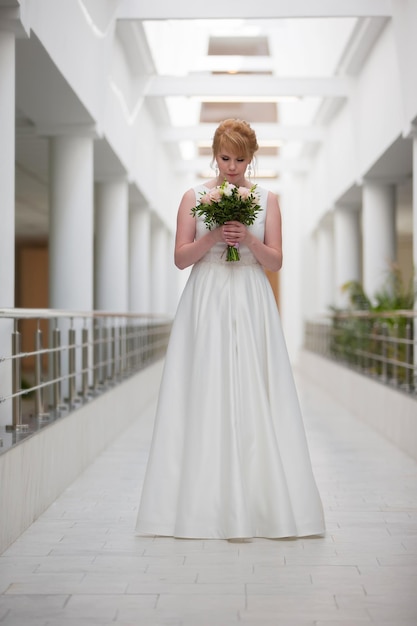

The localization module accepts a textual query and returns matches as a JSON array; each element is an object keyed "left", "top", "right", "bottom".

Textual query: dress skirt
[{"left": 135, "top": 252, "right": 325, "bottom": 539}]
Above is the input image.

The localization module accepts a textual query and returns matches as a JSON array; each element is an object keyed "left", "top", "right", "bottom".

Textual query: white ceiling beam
[
  {"left": 146, "top": 75, "right": 352, "bottom": 98},
  {"left": 176, "top": 156, "right": 311, "bottom": 174},
  {"left": 160, "top": 124, "right": 325, "bottom": 143},
  {"left": 117, "top": 0, "right": 392, "bottom": 20},
  {"left": 336, "top": 17, "right": 389, "bottom": 75},
  {"left": 189, "top": 56, "right": 274, "bottom": 73}
]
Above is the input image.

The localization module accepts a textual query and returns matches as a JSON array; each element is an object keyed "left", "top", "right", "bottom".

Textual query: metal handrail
[
  {"left": 304, "top": 310, "right": 417, "bottom": 396},
  {"left": 0, "top": 308, "right": 173, "bottom": 435}
]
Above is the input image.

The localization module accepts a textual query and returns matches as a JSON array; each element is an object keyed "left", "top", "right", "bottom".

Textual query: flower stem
[{"left": 226, "top": 245, "right": 240, "bottom": 262}]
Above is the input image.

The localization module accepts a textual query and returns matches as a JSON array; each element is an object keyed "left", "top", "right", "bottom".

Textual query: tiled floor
[{"left": 0, "top": 372, "right": 417, "bottom": 625}]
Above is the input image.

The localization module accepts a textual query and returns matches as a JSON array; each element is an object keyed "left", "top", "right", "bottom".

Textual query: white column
[
  {"left": 129, "top": 205, "right": 151, "bottom": 313},
  {"left": 279, "top": 174, "right": 304, "bottom": 362},
  {"left": 362, "top": 182, "right": 396, "bottom": 300},
  {"left": 166, "top": 231, "right": 179, "bottom": 316},
  {"left": 48, "top": 134, "right": 94, "bottom": 398},
  {"left": 316, "top": 217, "right": 334, "bottom": 314},
  {"left": 334, "top": 205, "right": 361, "bottom": 308},
  {"left": 413, "top": 137, "right": 417, "bottom": 307},
  {"left": 95, "top": 180, "right": 129, "bottom": 311},
  {"left": 49, "top": 134, "right": 94, "bottom": 310},
  {"left": 150, "top": 216, "right": 167, "bottom": 315},
  {"left": 413, "top": 136, "right": 417, "bottom": 380},
  {"left": 0, "top": 30, "right": 15, "bottom": 307},
  {"left": 0, "top": 30, "right": 15, "bottom": 426}
]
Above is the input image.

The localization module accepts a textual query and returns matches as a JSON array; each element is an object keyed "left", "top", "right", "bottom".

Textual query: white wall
[
  {"left": 0, "top": 360, "right": 164, "bottom": 555},
  {"left": 29, "top": 0, "right": 116, "bottom": 125},
  {"left": 353, "top": 21, "right": 404, "bottom": 175},
  {"left": 279, "top": 173, "right": 305, "bottom": 360},
  {"left": 131, "top": 104, "right": 183, "bottom": 231},
  {"left": 10, "top": 2, "right": 417, "bottom": 358},
  {"left": 15, "top": 0, "right": 188, "bottom": 318},
  {"left": 295, "top": 21, "right": 405, "bottom": 231},
  {"left": 318, "top": 105, "right": 359, "bottom": 210},
  {"left": 391, "top": 0, "right": 417, "bottom": 128},
  {"left": 280, "top": 10, "right": 417, "bottom": 361},
  {"left": 299, "top": 351, "right": 417, "bottom": 462},
  {"left": 24, "top": 0, "right": 187, "bottom": 238}
]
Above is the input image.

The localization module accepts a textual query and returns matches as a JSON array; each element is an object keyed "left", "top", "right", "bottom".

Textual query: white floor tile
[{"left": 1, "top": 375, "right": 417, "bottom": 625}]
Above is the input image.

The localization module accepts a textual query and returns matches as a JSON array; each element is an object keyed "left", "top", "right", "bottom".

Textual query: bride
[{"left": 135, "top": 118, "right": 325, "bottom": 539}]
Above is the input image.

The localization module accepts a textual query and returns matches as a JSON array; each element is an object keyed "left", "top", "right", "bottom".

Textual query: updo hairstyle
[{"left": 212, "top": 119, "right": 259, "bottom": 161}]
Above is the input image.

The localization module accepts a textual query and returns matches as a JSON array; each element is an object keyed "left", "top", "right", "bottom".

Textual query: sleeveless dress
[{"left": 135, "top": 185, "right": 325, "bottom": 539}]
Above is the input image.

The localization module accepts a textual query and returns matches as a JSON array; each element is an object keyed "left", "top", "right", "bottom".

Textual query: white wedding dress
[{"left": 135, "top": 185, "right": 325, "bottom": 539}]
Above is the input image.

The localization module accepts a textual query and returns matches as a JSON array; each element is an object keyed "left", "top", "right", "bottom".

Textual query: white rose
[{"left": 222, "top": 182, "right": 235, "bottom": 197}]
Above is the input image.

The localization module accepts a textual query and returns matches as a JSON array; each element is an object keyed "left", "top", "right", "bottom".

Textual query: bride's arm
[
  {"left": 174, "top": 189, "right": 223, "bottom": 270},
  {"left": 245, "top": 192, "right": 283, "bottom": 271}
]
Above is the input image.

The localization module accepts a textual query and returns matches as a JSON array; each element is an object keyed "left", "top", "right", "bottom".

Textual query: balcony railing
[
  {"left": 304, "top": 310, "right": 417, "bottom": 396},
  {"left": 0, "top": 309, "right": 172, "bottom": 450}
]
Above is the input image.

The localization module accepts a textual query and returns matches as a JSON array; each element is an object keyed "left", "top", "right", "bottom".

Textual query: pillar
[
  {"left": 362, "top": 182, "right": 396, "bottom": 300},
  {"left": 0, "top": 30, "right": 15, "bottom": 426},
  {"left": 48, "top": 133, "right": 94, "bottom": 396},
  {"left": 129, "top": 205, "right": 151, "bottom": 313},
  {"left": 150, "top": 216, "right": 167, "bottom": 315},
  {"left": 334, "top": 205, "right": 361, "bottom": 308},
  {"left": 413, "top": 137, "right": 417, "bottom": 307},
  {"left": 49, "top": 134, "right": 94, "bottom": 310},
  {"left": 95, "top": 180, "right": 129, "bottom": 311},
  {"left": 166, "top": 231, "right": 179, "bottom": 316},
  {"left": 316, "top": 216, "right": 334, "bottom": 314},
  {"left": 279, "top": 174, "right": 304, "bottom": 362},
  {"left": 413, "top": 136, "right": 417, "bottom": 381}
]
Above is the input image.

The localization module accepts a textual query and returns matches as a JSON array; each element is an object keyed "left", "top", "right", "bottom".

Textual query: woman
[{"left": 136, "top": 119, "right": 325, "bottom": 539}]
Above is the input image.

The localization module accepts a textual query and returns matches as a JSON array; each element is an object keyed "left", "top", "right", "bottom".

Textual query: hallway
[{"left": 0, "top": 372, "right": 416, "bottom": 626}]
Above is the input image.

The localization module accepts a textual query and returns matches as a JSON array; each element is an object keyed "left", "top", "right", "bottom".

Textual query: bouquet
[{"left": 191, "top": 180, "right": 261, "bottom": 261}]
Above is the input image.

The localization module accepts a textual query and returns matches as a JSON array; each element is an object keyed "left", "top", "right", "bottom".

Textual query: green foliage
[
  {"left": 330, "top": 266, "right": 415, "bottom": 388},
  {"left": 21, "top": 377, "right": 34, "bottom": 397},
  {"left": 340, "top": 281, "right": 371, "bottom": 311},
  {"left": 191, "top": 181, "right": 261, "bottom": 229},
  {"left": 191, "top": 180, "right": 262, "bottom": 262},
  {"left": 341, "top": 265, "right": 415, "bottom": 313},
  {"left": 373, "top": 266, "right": 415, "bottom": 311}
]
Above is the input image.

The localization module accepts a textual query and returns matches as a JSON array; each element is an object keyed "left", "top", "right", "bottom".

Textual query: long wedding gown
[{"left": 135, "top": 185, "right": 325, "bottom": 539}]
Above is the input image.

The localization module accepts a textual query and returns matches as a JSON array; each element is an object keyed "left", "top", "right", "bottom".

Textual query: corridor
[{"left": 0, "top": 372, "right": 416, "bottom": 626}]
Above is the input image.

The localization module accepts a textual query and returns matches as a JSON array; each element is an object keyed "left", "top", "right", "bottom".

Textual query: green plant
[
  {"left": 341, "top": 264, "right": 415, "bottom": 313},
  {"left": 330, "top": 266, "right": 415, "bottom": 386}
]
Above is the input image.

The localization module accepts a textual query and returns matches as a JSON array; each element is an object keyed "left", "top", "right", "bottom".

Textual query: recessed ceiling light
[{"left": 192, "top": 96, "right": 301, "bottom": 103}]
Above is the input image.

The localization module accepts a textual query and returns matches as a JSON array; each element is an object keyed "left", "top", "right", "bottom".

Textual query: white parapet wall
[
  {"left": 0, "top": 360, "right": 164, "bottom": 555},
  {"left": 299, "top": 350, "right": 417, "bottom": 461}
]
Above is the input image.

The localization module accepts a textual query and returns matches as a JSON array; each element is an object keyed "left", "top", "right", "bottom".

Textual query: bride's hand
[
  {"left": 209, "top": 226, "right": 226, "bottom": 244},
  {"left": 222, "top": 221, "right": 250, "bottom": 246}
]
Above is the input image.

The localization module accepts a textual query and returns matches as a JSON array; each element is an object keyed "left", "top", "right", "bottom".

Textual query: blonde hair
[{"left": 212, "top": 119, "right": 259, "bottom": 161}]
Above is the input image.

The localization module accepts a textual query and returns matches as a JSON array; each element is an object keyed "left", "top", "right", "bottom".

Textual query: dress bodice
[{"left": 194, "top": 184, "right": 269, "bottom": 266}]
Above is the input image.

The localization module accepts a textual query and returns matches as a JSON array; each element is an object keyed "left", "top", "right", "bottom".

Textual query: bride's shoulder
[{"left": 180, "top": 185, "right": 208, "bottom": 207}]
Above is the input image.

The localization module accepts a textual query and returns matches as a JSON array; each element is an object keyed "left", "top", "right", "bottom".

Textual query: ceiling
[
  {"left": 14, "top": 0, "right": 395, "bottom": 237},
  {"left": 138, "top": 15, "right": 384, "bottom": 185}
]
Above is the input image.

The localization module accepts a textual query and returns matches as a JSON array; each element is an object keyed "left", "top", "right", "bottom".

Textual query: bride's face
[{"left": 215, "top": 150, "right": 251, "bottom": 187}]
